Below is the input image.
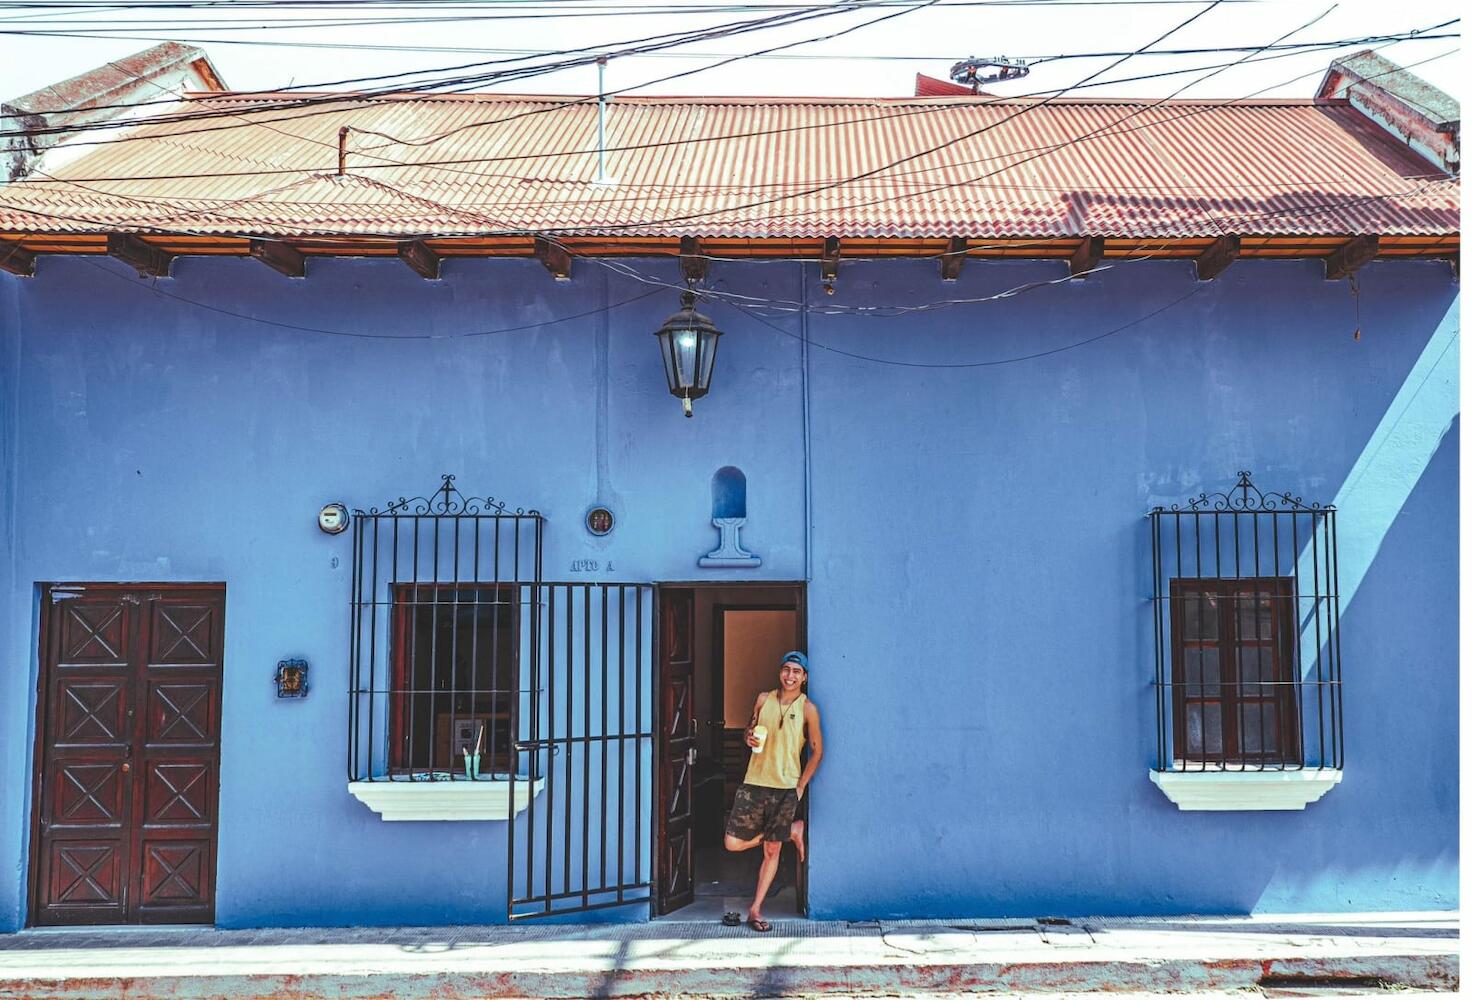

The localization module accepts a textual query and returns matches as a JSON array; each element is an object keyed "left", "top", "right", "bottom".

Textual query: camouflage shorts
[{"left": 725, "top": 783, "right": 798, "bottom": 843}]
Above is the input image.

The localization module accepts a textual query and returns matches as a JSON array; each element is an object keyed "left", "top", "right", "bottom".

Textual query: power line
[
  {"left": 3, "top": 15, "right": 1452, "bottom": 161},
  {"left": 71, "top": 254, "right": 665, "bottom": 337},
  {"left": 5, "top": 27, "right": 1455, "bottom": 188},
  {"left": 1, "top": 1, "right": 888, "bottom": 136},
  {"left": 2, "top": 28, "right": 1452, "bottom": 60},
  {"left": 545, "top": 37, "right": 1457, "bottom": 236},
  {"left": 731, "top": 282, "right": 1211, "bottom": 368}
]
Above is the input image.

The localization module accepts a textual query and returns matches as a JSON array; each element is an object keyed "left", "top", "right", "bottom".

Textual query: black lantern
[{"left": 653, "top": 291, "right": 722, "bottom": 417}]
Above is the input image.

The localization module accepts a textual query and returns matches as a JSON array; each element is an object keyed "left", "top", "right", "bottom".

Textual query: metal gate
[
  {"left": 346, "top": 474, "right": 654, "bottom": 922},
  {"left": 509, "top": 582, "right": 655, "bottom": 920}
]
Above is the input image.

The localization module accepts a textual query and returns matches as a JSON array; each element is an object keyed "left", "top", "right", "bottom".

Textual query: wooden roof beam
[
  {"left": 940, "top": 237, "right": 967, "bottom": 281},
  {"left": 249, "top": 239, "right": 305, "bottom": 278},
  {"left": 535, "top": 237, "right": 571, "bottom": 281},
  {"left": 1069, "top": 236, "right": 1104, "bottom": 278},
  {"left": 820, "top": 237, "right": 841, "bottom": 284},
  {"left": 108, "top": 233, "right": 173, "bottom": 277},
  {"left": 398, "top": 240, "right": 441, "bottom": 279},
  {"left": 1324, "top": 235, "right": 1379, "bottom": 280},
  {"left": 1195, "top": 235, "right": 1240, "bottom": 281},
  {"left": 0, "top": 238, "right": 35, "bottom": 277},
  {"left": 679, "top": 236, "right": 707, "bottom": 283}
]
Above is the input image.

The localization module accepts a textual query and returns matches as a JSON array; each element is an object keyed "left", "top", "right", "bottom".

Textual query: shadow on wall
[{"left": 1249, "top": 421, "right": 1459, "bottom": 913}]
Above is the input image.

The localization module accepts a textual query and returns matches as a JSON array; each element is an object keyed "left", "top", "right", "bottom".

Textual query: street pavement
[{"left": 0, "top": 910, "right": 1457, "bottom": 998}]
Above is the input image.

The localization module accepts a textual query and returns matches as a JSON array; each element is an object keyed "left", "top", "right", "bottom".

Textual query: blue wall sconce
[{"left": 275, "top": 658, "right": 309, "bottom": 698}]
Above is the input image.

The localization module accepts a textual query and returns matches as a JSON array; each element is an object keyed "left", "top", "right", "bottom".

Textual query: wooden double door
[{"left": 30, "top": 584, "right": 224, "bottom": 926}]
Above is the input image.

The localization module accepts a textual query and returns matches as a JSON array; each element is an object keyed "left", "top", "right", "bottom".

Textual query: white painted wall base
[
  {"left": 1150, "top": 769, "right": 1342, "bottom": 811},
  {"left": 348, "top": 779, "right": 545, "bottom": 821}
]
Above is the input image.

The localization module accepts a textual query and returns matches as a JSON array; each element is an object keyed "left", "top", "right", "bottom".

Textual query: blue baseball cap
[{"left": 780, "top": 650, "right": 809, "bottom": 671}]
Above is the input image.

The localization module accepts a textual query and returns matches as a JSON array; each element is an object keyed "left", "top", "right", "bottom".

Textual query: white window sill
[
  {"left": 348, "top": 778, "right": 545, "bottom": 821},
  {"left": 1150, "top": 768, "right": 1342, "bottom": 811}
]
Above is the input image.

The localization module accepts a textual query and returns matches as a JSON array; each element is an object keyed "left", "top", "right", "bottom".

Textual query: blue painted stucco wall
[{"left": 0, "top": 252, "right": 1457, "bottom": 930}]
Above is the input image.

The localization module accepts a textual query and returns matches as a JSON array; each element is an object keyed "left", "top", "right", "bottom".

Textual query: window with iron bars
[
  {"left": 348, "top": 475, "right": 544, "bottom": 784},
  {"left": 1149, "top": 472, "right": 1342, "bottom": 772}
]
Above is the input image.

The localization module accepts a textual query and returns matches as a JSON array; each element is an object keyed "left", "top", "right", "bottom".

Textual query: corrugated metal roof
[{"left": 0, "top": 92, "right": 1458, "bottom": 239}]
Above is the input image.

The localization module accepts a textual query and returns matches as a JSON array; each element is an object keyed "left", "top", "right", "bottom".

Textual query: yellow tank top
[{"left": 743, "top": 690, "right": 806, "bottom": 789}]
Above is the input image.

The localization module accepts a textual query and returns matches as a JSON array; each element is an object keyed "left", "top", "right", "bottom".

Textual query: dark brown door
[
  {"left": 656, "top": 588, "right": 695, "bottom": 915},
  {"left": 31, "top": 584, "right": 224, "bottom": 926}
]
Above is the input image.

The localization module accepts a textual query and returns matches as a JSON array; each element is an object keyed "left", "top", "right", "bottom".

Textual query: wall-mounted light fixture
[{"left": 653, "top": 291, "right": 722, "bottom": 417}]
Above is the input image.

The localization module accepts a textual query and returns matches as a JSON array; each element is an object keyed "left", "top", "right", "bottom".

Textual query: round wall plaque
[{"left": 585, "top": 506, "right": 615, "bottom": 536}]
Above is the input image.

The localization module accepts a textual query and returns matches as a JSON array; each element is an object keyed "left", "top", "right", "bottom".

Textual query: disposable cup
[{"left": 751, "top": 725, "right": 768, "bottom": 754}]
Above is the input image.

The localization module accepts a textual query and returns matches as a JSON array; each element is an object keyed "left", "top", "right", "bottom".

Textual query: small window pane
[
  {"left": 1237, "top": 646, "right": 1268, "bottom": 695},
  {"left": 1185, "top": 703, "right": 1224, "bottom": 757},
  {"left": 1203, "top": 704, "right": 1223, "bottom": 755},
  {"left": 1241, "top": 704, "right": 1279, "bottom": 755},
  {"left": 1181, "top": 593, "right": 1220, "bottom": 641},
  {"left": 1184, "top": 648, "right": 1221, "bottom": 696},
  {"left": 1237, "top": 593, "right": 1274, "bottom": 640}
]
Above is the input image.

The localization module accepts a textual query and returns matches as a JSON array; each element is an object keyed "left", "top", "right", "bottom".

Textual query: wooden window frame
[
  {"left": 1168, "top": 576, "right": 1301, "bottom": 768},
  {"left": 388, "top": 583, "right": 519, "bottom": 776}
]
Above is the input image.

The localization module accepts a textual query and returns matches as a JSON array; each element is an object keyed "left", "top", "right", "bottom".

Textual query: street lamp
[{"left": 653, "top": 290, "right": 722, "bottom": 417}]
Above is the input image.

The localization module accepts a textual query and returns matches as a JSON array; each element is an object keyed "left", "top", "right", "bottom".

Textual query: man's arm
[
  {"left": 796, "top": 700, "right": 823, "bottom": 798},
  {"left": 744, "top": 691, "right": 769, "bottom": 748}
]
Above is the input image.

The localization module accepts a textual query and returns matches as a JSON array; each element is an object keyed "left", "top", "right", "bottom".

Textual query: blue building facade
[{"left": 0, "top": 249, "right": 1458, "bottom": 930}]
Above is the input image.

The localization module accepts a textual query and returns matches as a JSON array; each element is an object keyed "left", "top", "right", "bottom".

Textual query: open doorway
[{"left": 656, "top": 583, "right": 806, "bottom": 919}]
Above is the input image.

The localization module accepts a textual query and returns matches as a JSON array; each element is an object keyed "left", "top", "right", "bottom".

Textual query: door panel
[
  {"left": 657, "top": 589, "right": 696, "bottom": 915},
  {"left": 32, "top": 585, "right": 224, "bottom": 927}
]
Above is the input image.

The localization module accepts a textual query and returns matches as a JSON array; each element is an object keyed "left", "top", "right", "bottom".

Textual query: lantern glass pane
[
  {"left": 674, "top": 328, "right": 698, "bottom": 388},
  {"left": 659, "top": 334, "right": 679, "bottom": 391},
  {"left": 698, "top": 333, "right": 719, "bottom": 388}
]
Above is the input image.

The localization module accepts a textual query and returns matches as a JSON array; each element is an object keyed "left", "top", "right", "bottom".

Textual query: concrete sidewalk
[{"left": 0, "top": 911, "right": 1457, "bottom": 998}]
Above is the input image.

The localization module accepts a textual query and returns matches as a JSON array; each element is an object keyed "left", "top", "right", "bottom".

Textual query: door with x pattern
[{"left": 31, "top": 584, "right": 225, "bottom": 926}]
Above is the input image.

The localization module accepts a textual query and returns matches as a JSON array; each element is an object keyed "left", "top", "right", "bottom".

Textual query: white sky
[{"left": 0, "top": 0, "right": 1462, "bottom": 105}]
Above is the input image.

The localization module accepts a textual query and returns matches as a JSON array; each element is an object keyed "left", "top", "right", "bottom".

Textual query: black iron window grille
[
  {"left": 346, "top": 474, "right": 656, "bottom": 921},
  {"left": 1148, "top": 472, "right": 1342, "bottom": 772},
  {"left": 349, "top": 474, "right": 543, "bottom": 783}
]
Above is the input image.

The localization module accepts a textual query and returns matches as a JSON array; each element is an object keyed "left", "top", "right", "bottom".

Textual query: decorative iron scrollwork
[
  {"left": 1150, "top": 471, "right": 1331, "bottom": 514},
  {"left": 353, "top": 473, "right": 540, "bottom": 517}
]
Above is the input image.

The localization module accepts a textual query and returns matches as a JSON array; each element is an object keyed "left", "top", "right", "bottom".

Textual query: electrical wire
[
  {"left": 0, "top": 1, "right": 895, "bottom": 138},
  {"left": 2, "top": 15, "right": 1453, "bottom": 183},
  {"left": 4, "top": 24, "right": 1451, "bottom": 60},
  {"left": 6, "top": 29, "right": 1456, "bottom": 189},
  {"left": 538, "top": 41, "right": 1458, "bottom": 236},
  {"left": 69, "top": 255, "right": 666, "bottom": 337},
  {"left": 729, "top": 282, "right": 1211, "bottom": 368}
]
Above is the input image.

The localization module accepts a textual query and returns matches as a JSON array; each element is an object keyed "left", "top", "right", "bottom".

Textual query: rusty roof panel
[{"left": 0, "top": 93, "right": 1458, "bottom": 239}]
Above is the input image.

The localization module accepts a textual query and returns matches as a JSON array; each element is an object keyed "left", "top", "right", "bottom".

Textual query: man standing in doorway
[{"left": 723, "top": 650, "right": 823, "bottom": 932}]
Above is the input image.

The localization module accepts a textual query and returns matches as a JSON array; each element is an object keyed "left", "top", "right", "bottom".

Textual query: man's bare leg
[
  {"left": 749, "top": 840, "right": 782, "bottom": 925},
  {"left": 724, "top": 833, "right": 763, "bottom": 853},
  {"left": 790, "top": 819, "right": 805, "bottom": 863}
]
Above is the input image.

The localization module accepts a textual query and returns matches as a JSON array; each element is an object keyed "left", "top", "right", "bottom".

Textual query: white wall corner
[
  {"left": 348, "top": 779, "right": 545, "bottom": 821},
  {"left": 1150, "top": 769, "right": 1342, "bottom": 811}
]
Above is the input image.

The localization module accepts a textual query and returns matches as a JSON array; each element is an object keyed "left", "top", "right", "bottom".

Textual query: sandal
[
  {"left": 721, "top": 911, "right": 741, "bottom": 927},
  {"left": 746, "top": 917, "right": 773, "bottom": 933}
]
